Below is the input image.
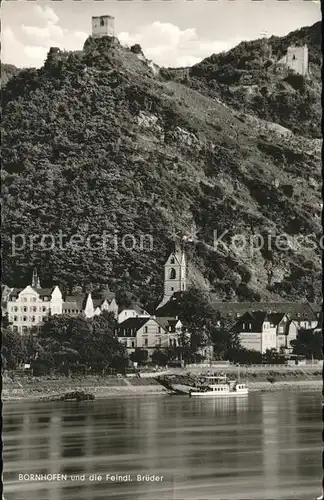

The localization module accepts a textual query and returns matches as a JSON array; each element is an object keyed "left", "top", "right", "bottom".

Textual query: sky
[{"left": 1, "top": 0, "right": 321, "bottom": 69}]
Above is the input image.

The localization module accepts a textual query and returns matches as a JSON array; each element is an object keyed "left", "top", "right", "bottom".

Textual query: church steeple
[
  {"left": 31, "top": 268, "right": 41, "bottom": 289},
  {"left": 156, "top": 245, "right": 187, "bottom": 309}
]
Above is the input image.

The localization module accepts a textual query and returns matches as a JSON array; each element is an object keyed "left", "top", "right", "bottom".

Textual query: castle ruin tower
[
  {"left": 31, "top": 268, "right": 41, "bottom": 289},
  {"left": 157, "top": 244, "right": 187, "bottom": 309},
  {"left": 286, "top": 45, "right": 308, "bottom": 76},
  {"left": 277, "top": 45, "right": 309, "bottom": 76},
  {"left": 92, "top": 15, "right": 115, "bottom": 38}
]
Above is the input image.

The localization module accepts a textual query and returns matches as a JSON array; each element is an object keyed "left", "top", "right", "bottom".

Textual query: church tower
[
  {"left": 31, "top": 268, "right": 41, "bottom": 289},
  {"left": 157, "top": 244, "right": 187, "bottom": 309}
]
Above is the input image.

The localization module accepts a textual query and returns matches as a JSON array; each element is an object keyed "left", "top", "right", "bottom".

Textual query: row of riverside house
[{"left": 2, "top": 247, "right": 322, "bottom": 358}]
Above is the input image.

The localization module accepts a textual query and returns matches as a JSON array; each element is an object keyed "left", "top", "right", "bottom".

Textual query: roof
[
  {"left": 33, "top": 288, "right": 54, "bottom": 297},
  {"left": 234, "top": 311, "right": 268, "bottom": 333},
  {"left": 235, "top": 311, "right": 292, "bottom": 332},
  {"left": 267, "top": 313, "right": 286, "bottom": 325},
  {"left": 119, "top": 304, "right": 148, "bottom": 315},
  {"left": 8, "top": 288, "right": 24, "bottom": 297},
  {"left": 210, "top": 300, "right": 319, "bottom": 320},
  {"left": 92, "top": 298, "right": 104, "bottom": 308},
  {"left": 9, "top": 287, "right": 53, "bottom": 298},
  {"left": 1, "top": 285, "right": 12, "bottom": 297},
  {"left": 155, "top": 316, "right": 180, "bottom": 331},
  {"left": 62, "top": 301, "right": 83, "bottom": 311},
  {"left": 115, "top": 317, "right": 149, "bottom": 332},
  {"left": 64, "top": 294, "right": 88, "bottom": 309}
]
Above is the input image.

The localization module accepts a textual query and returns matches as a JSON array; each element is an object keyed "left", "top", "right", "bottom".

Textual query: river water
[{"left": 3, "top": 391, "right": 322, "bottom": 500}]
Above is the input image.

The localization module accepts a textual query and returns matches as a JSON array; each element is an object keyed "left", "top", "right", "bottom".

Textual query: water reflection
[{"left": 3, "top": 392, "right": 322, "bottom": 500}]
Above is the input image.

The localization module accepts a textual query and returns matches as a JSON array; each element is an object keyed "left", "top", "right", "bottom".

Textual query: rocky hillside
[
  {"left": 164, "top": 22, "right": 321, "bottom": 139},
  {"left": 1, "top": 27, "right": 322, "bottom": 305}
]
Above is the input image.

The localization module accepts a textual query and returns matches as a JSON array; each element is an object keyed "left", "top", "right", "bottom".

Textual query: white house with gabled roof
[
  {"left": 6, "top": 269, "right": 63, "bottom": 334},
  {"left": 118, "top": 304, "right": 150, "bottom": 324}
]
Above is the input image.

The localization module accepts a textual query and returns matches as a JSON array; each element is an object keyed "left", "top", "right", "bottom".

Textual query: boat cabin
[{"left": 199, "top": 375, "right": 228, "bottom": 385}]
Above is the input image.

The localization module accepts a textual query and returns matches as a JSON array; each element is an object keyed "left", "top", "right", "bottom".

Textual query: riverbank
[{"left": 2, "top": 368, "right": 322, "bottom": 401}]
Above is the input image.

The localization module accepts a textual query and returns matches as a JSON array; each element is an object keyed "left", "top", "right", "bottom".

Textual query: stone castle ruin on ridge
[
  {"left": 90, "top": 16, "right": 308, "bottom": 78},
  {"left": 91, "top": 15, "right": 160, "bottom": 76},
  {"left": 277, "top": 45, "right": 308, "bottom": 76},
  {"left": 92, "top": 15, "right": 115, "bottom": 38}
]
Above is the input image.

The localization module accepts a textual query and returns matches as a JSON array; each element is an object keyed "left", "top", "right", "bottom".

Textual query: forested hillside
[
  {"left": 1, "top": 63, "right": 20, "bottom": 87},
  {"left": 173, "top": 22, "right": 322, "bottom": 139},
  {"left": 2, "top": 25, "right": 322, "bottom": 306}
]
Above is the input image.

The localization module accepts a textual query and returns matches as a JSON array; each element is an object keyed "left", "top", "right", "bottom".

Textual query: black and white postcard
[{"left": 1, "top": 0, "right": 322, "bottom": 499}]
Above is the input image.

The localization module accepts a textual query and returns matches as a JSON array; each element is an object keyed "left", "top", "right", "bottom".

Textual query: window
[
  {"left": 33, "top": 297, "right": 37, "bottom": 302},
  {"left": 100, "top": 18, "right": 105, "bottom": 26},
  {"left": 43, "top": 297, "right": 49, "bottom": 302},
  {"left": 23, "top": 316, "right": 27, "bottom": 322},
  {"left": 169, "top": 268, "right": 176, "bottom": 280},
  {"left": 242, "top": 323, "right": 245, "bottom": 330},
  {"left": 14, "top": 306, "right": 18, "bottom": 312},
  {"left": 158, "top": 327, "right": 161, "bottom": 333},
  {"left": 131, "top": 341, "right": 135, "bottom": 348},
  {"left": 144, "top": 338, "right": 148, "bottom": 346},
  {"left": 32, "top": 316, "right": 36, "bottom": 322},
  {"left": 32, "top": 307, "right": 37, "bottom": 312},
  {"left": 23, "top": 298, "right": 27, "bottom": 302},
  {"left": 144, "top": 326, "right": 148, "bottom": 333},
  {"left": 42, "top": 307, "right": 46, "bottom": 312},
  {"left": 14, "top": 316, "right": 17, "bottom": 322},
  {"left": 170, "top": 257, "right": 175, "bottom": 264},
  {"left": 170, "top": 287, "right": 174, "bottom": 291},
  {"left": 23, "top": 307, "right": 27, "bottom": 312}
]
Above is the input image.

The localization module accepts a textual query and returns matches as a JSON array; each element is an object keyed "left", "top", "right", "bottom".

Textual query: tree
[
  {"left": 35, "top": 313, "right": 128, "bottom": 375},
  {"left": 291, "top": 328, "right": 322, "bottom": 359},
  {"left": 226, "top": 346, "right": 262, "bottom": 364},
  {"left": 1, "top": 313, "right": 11, "bottom": 328},
  {"left": 151, "top": 349, "right": 168, "bottom": 366},
  {"left": 210, "top": 317, "right": 240, "bottom": 359},
  {"left": 2, "top": 328, "right": 26, "bottom": 370},
  {"left": 130, "top": 348, "right": 148, "bottom": 365},
  {"left": 262, "top": 348, "right": 283, "bottom": 364}
]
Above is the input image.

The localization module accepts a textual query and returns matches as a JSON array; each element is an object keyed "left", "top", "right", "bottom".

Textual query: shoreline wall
[{"left": 2, "top": 370, "right": 322, "bottom": 401}]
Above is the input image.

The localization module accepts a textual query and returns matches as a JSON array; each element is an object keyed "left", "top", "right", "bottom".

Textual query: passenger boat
[{"left": 189, "top": 375, "right": 248, "bottom": 397}]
